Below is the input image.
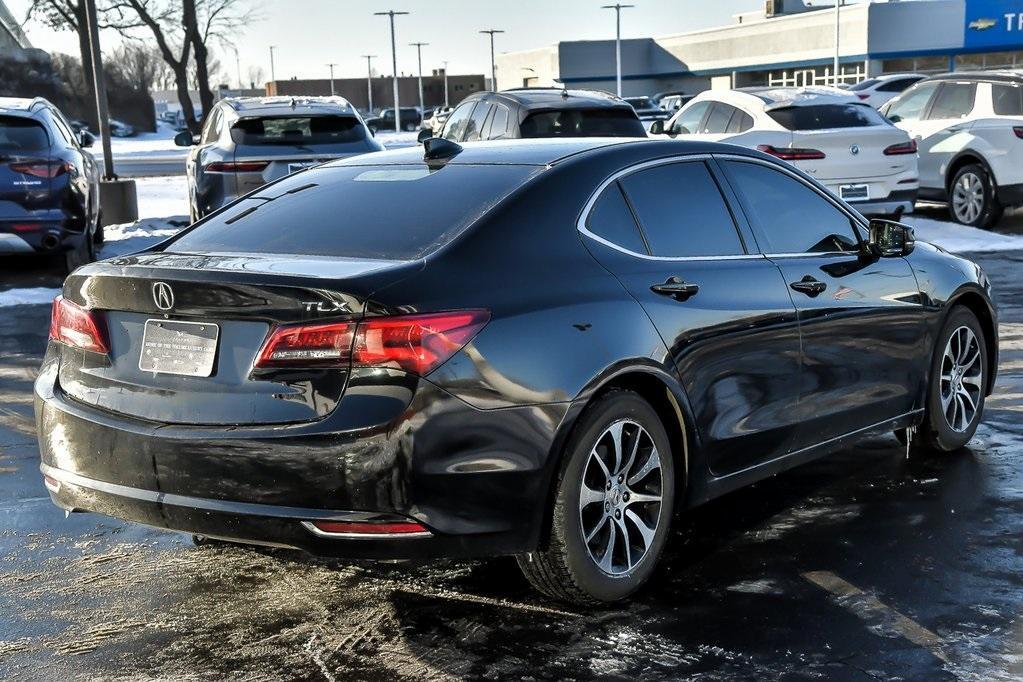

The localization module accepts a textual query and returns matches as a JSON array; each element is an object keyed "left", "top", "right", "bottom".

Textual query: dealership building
[{"left": 497, "top": 0, "right": 1023, "bottom": 96}]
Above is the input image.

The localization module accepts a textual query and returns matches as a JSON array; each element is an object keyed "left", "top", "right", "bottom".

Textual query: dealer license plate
[
  {"left": 839, "top": 184, "right": 870, "bottom": 201},
  {"left": 138, "top": 319, "right": 219, "bottom": 377}
]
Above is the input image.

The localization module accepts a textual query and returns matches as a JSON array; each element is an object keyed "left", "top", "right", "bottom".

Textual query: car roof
[
  {"left": 468, "top": 88, "right": 634, "bottom": 112},
  {"left": 0, "top": 97, "right": 49, "bottom": 116},
  {"left": 327, "top": 137, "right": 764, "bottom": 168},
  {"left": 221, "top": 96, "right": 356, "bottom": 117},
  {"left": 922, "top": 70, "right": 1023, "bottom": 84}
]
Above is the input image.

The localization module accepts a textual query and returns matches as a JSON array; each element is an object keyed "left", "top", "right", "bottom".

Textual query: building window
[{"left": 765, "top": 63, "right": 865, "bottom": 88}]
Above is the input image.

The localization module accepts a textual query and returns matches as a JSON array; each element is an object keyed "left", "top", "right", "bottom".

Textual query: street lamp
[
  {"left": 362, "top": 55, "right": 376, "bottom": 113},
  {"left": 375, "top": 10, "right": 409, "bottom": 133},
  {"left": 410, "top": 42, "right": 428, "bottom": 114},
  {"left": 601, "top": 4, "right": 634, "bottom": 97},
  {"left": 327, "top": 62, "right": 337, "bottom": 96},
  {"left": 269, "top": 45, "right": 277, "bottom": 86},
  {"left": 834, "top": 0, "right": 842, "bottom": 86},
  {"left": 479, "top": 29, "right": 504, "bottom": 91}
]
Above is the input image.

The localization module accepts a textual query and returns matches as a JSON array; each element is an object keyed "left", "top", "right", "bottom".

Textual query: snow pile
[
  {"left": 903, "top": 215, "right": 1023, "bottom": 254},
  {"left": 99, "top": 175, "right": 189, "bottom": 258}
]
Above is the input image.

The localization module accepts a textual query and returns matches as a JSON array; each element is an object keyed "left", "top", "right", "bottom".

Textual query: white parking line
[{"left": 802, "top": 570, "right": 949, "bottom": 664}]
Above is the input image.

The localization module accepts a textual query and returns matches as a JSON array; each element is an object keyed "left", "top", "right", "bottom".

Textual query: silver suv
[{"left": 177, "top": 96, "right": 383, "bottom": 220}]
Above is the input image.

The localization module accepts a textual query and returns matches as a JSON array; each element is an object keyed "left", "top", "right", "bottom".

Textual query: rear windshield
[
  {"left": 230, "top": 115, "right": 367, "bottom": 145},
  {"left": 520, "top": 109, "right": 646, "bottom": 138},
  {"left": 767, "top": 104, "right": 889, "bottom": 130},
  {"left": 849, "top": 79, "right": 880, "bottom": 92},
  {"left": 166, "top": 163, "right": 539, "bottom": 260},
  {"left": 0, "top": 116, "right": 48, "bottom": 152},
  {"left": 625, "top": 97, "right": 655, "bottom": 109}
]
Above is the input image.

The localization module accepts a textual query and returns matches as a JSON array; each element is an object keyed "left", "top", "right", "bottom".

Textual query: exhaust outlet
[{"left": 41, "top": 233, "right": 61, "bottom": 250}]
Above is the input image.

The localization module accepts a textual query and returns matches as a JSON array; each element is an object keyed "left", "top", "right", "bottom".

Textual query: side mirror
[
  {"left": 174, "top": 131, "right": 196, "bottom": 147},
  {"left": 867, "top": 219, "right": 915, "bottom": 257},
  {"left": 79, "top": 131, "right": 95, "bottom": 148},
  {"left": 648, "top": 120, "right": 665, "bottom": 135},
  {"left": 417, "top": 128, "right": 432, "bottom": 144}
]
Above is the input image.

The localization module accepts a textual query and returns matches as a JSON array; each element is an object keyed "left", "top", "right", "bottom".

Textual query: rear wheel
[
  {"left": 517, "top": 390, "right": 675, "bottom": 605},
  {"left": 900, "top": 307, "right": 988, "bottom": 452},
  {"left": 950, "top": 164, "right": 1003, "bottom": 229}
]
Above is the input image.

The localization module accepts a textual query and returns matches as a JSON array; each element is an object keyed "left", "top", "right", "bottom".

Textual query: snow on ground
[
  {"left": 99, "top": 176, "right": 189, "bottom": 258},
  {"left": 903, "top": 214, "right": 1023, "bottom": 253},
  {"left": 107, "top": 123, "right": 180, "bottom": 156}
]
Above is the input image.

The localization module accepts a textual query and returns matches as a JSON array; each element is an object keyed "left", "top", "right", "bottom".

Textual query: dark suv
[
  {"left": 0, "top": 97, "right": 100, "bottom": 272},
  {"left": 365, "top": 107, "right": 423, "bottom": 133},
  {"left": 436, "top": 88, "right": 646, "bottom": 142}
]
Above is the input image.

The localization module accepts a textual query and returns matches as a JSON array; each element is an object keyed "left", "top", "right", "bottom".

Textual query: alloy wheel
[
  {"left": 940, "top": 325, "right": 983, "bottom": 433},
  {"left": 952, "top": 171, "right": 984, "bottom": 224},
  {"left": 579, "top": 419, "right": 663, "bottom": 576}
]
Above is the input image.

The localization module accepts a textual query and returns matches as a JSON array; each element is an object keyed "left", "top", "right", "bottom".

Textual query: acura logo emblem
[
  {"left": 850, "top": 144, "right": 860, "bottom": 155},
  {"left": 152, "top": 282, "right": 174, "bottom": 311}
]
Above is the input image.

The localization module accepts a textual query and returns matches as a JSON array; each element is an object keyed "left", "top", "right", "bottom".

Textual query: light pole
[
  {"left": 362, "top": 55, "right": 376, "bottom": 113},
  {"left": 327, "top": 62, "right": 337, "bottom": 96},
  {"left": 833, "top": 0, "right": 841, "bottom": 86},
  {"left": 442, "top": 60, "right": 449, "bottom": 107},
  {"left": 269, "top": 45, "right": 277, "bottom": 88},
  {"left": 410, "top": 42, "right": 428, "bottom": 113},
  {"left": 375, "top": 10, "right": 409, "bottom": 133},
  {"left": 234, "top": 46, "right": 242, "bottom": 90},
  {"left": 479, "top": 29, "right": 504, "bottom": 91},
  {"left": 601, "top": 4, "right": 634, "bottom": 97}
]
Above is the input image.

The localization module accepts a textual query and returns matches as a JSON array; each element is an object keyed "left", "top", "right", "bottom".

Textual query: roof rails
[{"left": 0, "top": 96, "right": 49, "bottom": 112}]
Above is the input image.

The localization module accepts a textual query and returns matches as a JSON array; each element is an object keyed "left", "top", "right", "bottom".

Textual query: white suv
[{"left": 880, "top": 71, "right": 1023, "bottom": 228}]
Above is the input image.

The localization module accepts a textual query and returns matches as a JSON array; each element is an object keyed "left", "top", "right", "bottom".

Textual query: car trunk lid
[{"left": 787, "top": 125, "right": 915, "bottom": 182}]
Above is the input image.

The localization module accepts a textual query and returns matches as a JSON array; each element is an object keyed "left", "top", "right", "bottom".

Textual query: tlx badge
[{"left": 302, "top": 300, "right": 349, "bottom": 313}]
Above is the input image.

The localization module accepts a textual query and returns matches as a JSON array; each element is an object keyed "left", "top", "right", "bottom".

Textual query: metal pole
[
  {"left": 84, "top": 0, "right": 114, "bottom": 180},
  {"left": 479, "top": 29, "right": 504, "bottom": 91},
  {"left": 602, "top": 4, "right": 634, "bottom": 97},
  {"left": 327, "top": 63, "right": 337, "bottom": 95},
  {"left": 834, "top": 0, "right": 841, "bottom": 86},
  {"left": 375, "top": 10, "right": 409, "bottom": 133},
  {"left": 269, "top": 46, "right": 277, "bottom": 86},
  {"left": 234, "top": 47, "right": 242, "bottom": 90},
  {"left": 410, "top": 42, "right": 428, "bottom": 112},
  {"left": 362, "top": 55, "right": 376, "bottom": 113},
  {"left": 442, "top": 60, "right": 449, "bottom": 107}
]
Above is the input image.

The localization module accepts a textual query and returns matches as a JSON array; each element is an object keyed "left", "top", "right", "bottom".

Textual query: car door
[
  {"left": 718, "top": 157, "right": 926, "bottom": 449},
  {"left": 915, "top": 81, "right": 978, "bottom": 190},
  {"left": 580, "top": 157, "right": 802, "bottom": 476}
]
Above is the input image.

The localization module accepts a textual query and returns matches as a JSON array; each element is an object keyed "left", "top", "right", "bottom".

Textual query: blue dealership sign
[{"left": 964, "top": 0, "right": 1023, "bottom": 50}]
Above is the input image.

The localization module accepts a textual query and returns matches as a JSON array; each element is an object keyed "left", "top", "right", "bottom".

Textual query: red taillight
[
  {"left": 204, "top": 161, "right": 269, "bottom": 173},
  {"left": 857, "top": 93, "right": 870, "bottom": 101},
  {"left": 884, "top": 139, "right": 918, "bottom": 155},
  {"left": 1013, "top": 127, "right": 1023, "bottom": 139},
  {"left": 254, "top": 310, "right": 490, "bottom": 375},
  {"left": 756, "top": 144, "right": 826, "bottom": 161},
  {"left": 9, "top": 161, "right": 69, "bottom": 178},
  {"left": 307, "top": 520, "right": 429, "bottom": 536},
  {"left": 10, "top": 222, "right": 40, "bottom": 232},
  {"left": 49, "top": 295, "right": 108, "bottom": 354}
]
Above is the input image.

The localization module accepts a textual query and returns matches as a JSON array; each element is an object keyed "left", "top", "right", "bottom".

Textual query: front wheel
[
  {"left": 950, "top": 164, "right": 1003, "bottom": 229},
  {"left": 901, "top": 307, "right": 988, "bottom": 452},
  {"left": 518, "top": 390, "right": 675, "bottom": 605}
]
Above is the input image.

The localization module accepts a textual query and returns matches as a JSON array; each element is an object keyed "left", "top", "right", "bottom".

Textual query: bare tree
[{"left": 106, "top": 43, "right": 166, "bottom": 94}]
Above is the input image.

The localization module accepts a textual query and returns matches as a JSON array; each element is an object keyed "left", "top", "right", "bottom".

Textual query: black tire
[
  {"left": 949, "top": 164, "right": 1003, "bottom": 229},
  {"left": 93, "top": 211, "right": 104, "bottom": 244},
  {"left": 517, "top": 390, "right": 676, "bottom": 605},
  {"left": 59, "top": 228, "right": 96, "bottom": 275},
  {"left": 900, "top": 307, "right": 988, "bottom": 453}
]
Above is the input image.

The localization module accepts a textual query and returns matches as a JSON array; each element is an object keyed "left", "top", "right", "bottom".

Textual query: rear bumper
[
  {"left": 842, "top": 188, "right": 918, "bottom": 217},
  {"left": 0, "top": 209, "right": 87, "bottom": 254},
  {"left": 34, "top": 350, "right": 565, "bottom": 560}
]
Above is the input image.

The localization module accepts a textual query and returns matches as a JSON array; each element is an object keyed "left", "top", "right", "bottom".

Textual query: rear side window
[
  {"left": 485, "top": 105, "right": 510, "bottom": 139},
  {"left": 926, "top": 82, "right": 976, "bottom": 120},
  {"left": 0, "top": 116, "right": 48, "bottom": 152},
  {"left": 993, "top": 84, "right": 1023, "bottom": 116},
  {"left": 618, "top": 161, "right": 745, "bottom": 258},
  {"left": 463, "top": 103, "right": 493, "bottom": 142},
  {"left": 168, "top": 163, "right": 538, "bottom": 260},
  {"left": 726, "top": 109, "right": 754, "bottom": 133},
  {"left": 767, "top": 104, "right": 888, "bottom": 130},
  {"left": 520, "top": 109, "right": 645, "bottom": 138},
  {"left": 701, "top": 104, "right": 735, "bottom": 134},
  {"left": 722, "top": 161, "right": 859, "bottom": 254},
  {"left": 585, "top": 182, "right": 648, "bottom": 254},
  {"left": 230, "top": 115, "right": 367, "bottom": 145},
  {"left": 850, "top": 79, "right": 880, "bottom": 92}
]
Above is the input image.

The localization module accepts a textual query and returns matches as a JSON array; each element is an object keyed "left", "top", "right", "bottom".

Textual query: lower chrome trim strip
[{"left": 299, "top": 521, "right": 432, "bottom": 540}]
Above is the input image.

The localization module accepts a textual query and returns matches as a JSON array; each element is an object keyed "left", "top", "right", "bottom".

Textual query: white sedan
[
  {"left": 651, "top": 87, "right": 919, "bottom": 218},
  {"left": 847, "top": 73, "right": 927, "bottom": 108}
]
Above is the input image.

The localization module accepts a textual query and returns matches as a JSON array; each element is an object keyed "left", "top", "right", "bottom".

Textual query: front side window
[
  {"left": 993, "top": 83, "right": 1023, "bottom": 116},
  {"left": 618, "top": 161, "right": 745, "bottom": 258},
  {"left": 701, "top": 104, "right": 735, "bottom": 134},
  {"left": 585, "top": 182, "right": 648, "bottom": 254},
  {"left": 441, "top": 102, "right": 476, "bottom": 141},
  {"left": 722, "top": 161, "right": 860, "bottom": 254},
  {"left": 671, "top": 101, "right": 710, "bottom": 135},
  {"left": 463, "top": 103, "right": 493, "bottom": 142},
  {"left": 726, "top": 108, "right": 754, "bottom": 134},
  {"left": 201, "top": 108, "right": 222, "bottom": 144},
  {"left": 885, "top": 81, "right": 939, "bottom": 123},
  {"left": 926, "top": 82, "right": 976, "bottom": 120},
  {"left": 485, "top": 105, "right": 510, "bottom": 140}
]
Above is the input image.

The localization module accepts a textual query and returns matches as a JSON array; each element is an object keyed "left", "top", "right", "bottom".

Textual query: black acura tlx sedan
[{"left": 36, "top": 137, "right": 997, "bottom": 604}]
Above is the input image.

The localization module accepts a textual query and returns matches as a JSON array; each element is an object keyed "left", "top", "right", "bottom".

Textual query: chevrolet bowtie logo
[{"left": 968, "top": 18, "right": 997, "bottom": 31}]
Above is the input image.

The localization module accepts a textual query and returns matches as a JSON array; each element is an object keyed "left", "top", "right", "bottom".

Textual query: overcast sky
[{"left": 7, "top": 0, "right": 857, "bottom": 85}]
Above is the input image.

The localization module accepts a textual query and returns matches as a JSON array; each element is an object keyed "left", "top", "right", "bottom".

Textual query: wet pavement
[{"left": 2, "top": 249, "right": 1022, "bottom": 681}]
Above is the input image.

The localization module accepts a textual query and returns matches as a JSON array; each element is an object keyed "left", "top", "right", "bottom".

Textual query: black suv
[
  {"left": 0, "top": 97, "right": 100, "bottom": 272},
  {"left": 365, "top": 107, "right": 423, "bottom": 133},
  {"left": 435, "top": 88, "right": 646, "bottom": 142}
]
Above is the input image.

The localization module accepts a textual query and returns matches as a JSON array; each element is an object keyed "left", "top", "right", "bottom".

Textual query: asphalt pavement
[{"left": 1, "top": 248, "right": 1022, "bottom": 680}]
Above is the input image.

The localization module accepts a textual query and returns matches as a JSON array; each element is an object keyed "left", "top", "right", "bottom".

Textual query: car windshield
[
  {"left": 520, "top": 109, "right": 646, "bottom": 137},
  {"left": 849, "top": 79, "right": 880, "bottom": 92},
  {"left": 166, "top": 163, "right": 540, "bottom": 260},
  {"left": 0, "top": 116, "right": 48, "bottom": 152},
  {"left": 230, "top": 115, "right": 367, "bottom": 145},
  {"left": 767, "top": 104, "right": 889, "bottom": 130}
]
